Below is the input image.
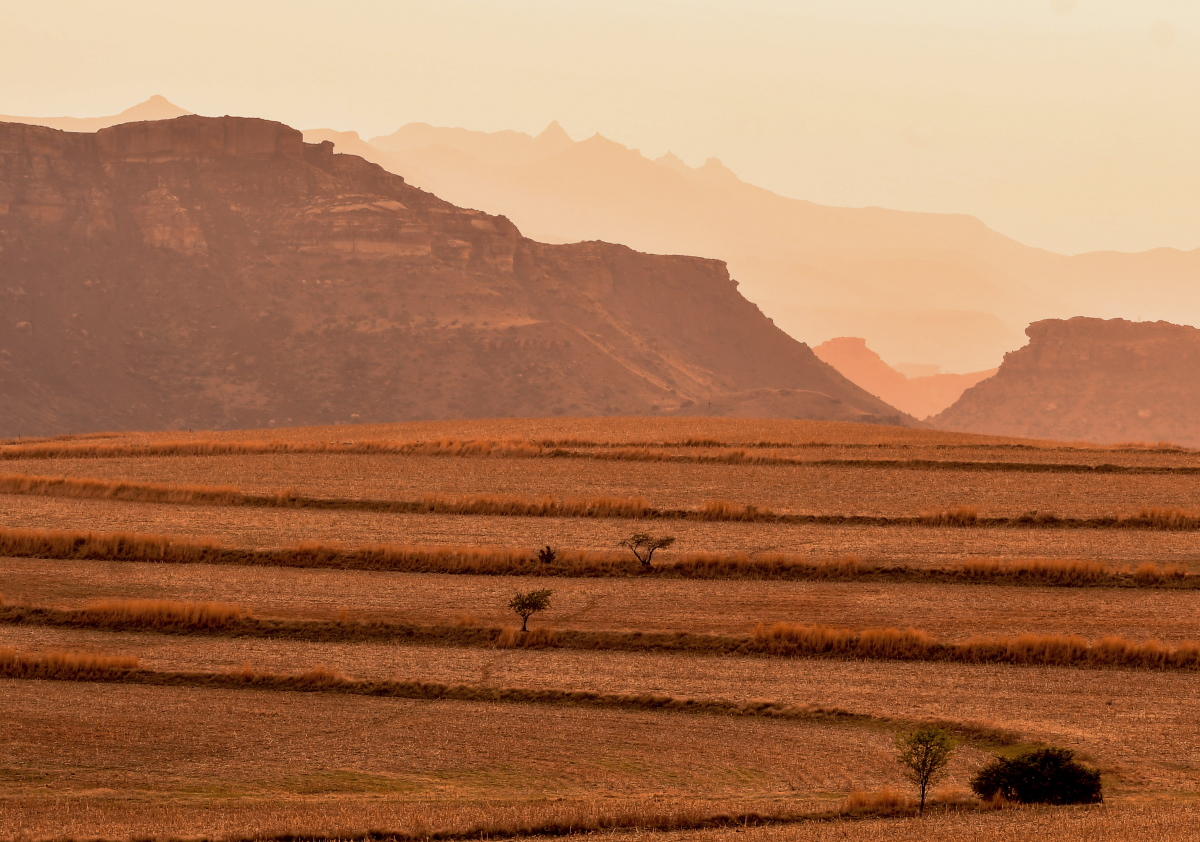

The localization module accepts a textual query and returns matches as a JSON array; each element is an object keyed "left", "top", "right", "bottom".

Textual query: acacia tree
[
  {"left": 508, "top": 589, "right": 552, "bottom": 632},
  {"left": 896, "top": 727, "right": 955, "bottom": 814},
  {"left": 617, "top": 533, "right": 676, "bottom": 566}
]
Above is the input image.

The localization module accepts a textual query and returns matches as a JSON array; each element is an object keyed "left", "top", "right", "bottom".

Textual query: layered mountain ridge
[
  {"left": 306, "top": 116, "right": 1200, "bottom": 374},
  {"left": 0, "top": 114, "right": 908, "bottom": 435},
  {"left": 934, "top": 318, "right": 1200, "bottom": 447}
]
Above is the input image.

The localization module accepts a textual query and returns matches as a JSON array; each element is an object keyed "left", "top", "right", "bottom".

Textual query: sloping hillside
[
  {"left": 933, "top": 318, "right": 1200, "bottom": 447},
  {"left": 0, "top": 115, "right": 907, "bottom": 435}
]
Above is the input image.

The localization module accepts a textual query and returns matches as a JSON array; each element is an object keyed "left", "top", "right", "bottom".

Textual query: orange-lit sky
[{"left": 3, "top": 1, "right": 1198, "bottom": 254}]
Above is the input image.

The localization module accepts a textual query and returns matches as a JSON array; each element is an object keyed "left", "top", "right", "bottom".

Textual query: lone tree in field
[
  {"left": 618, "top": 532, "right": 676, "bottom": 566},
  {"left": 896, "top": 727, "right": 955, "bottom": 814},
  {"left": 508, "top": 589, "right": 552, "bottom": 632}
]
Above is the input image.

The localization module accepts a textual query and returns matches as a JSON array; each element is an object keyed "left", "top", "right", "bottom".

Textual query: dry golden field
[{"left": 1, "top": 418, "right": 1198, "bottom": 841}]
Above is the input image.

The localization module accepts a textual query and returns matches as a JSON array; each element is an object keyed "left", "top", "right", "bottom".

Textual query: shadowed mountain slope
[
  {"left": 933, "top": 318, "right": 1200, "bottom": 447},
  {"left": 813, "top": 338, "right": 995, "bottom": 419},
  {"left": 0, "top": 115, "right": 909, "bottom": 436}
]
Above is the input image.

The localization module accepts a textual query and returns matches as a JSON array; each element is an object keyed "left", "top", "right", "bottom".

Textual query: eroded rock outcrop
[
  {"left": 933, "top": 318, "right": 1200, "bottom": 446},
  {"left": 0, "top": 115, "right": 908, "bottom": 434}
]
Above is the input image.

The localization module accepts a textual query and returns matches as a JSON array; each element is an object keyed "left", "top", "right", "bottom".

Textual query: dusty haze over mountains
[
  {"left": 304, "top": 119, "right": 1200, "bottom": 374},
  {"left": 5, "top": 2, "right": 1200, "bottom": 255}
]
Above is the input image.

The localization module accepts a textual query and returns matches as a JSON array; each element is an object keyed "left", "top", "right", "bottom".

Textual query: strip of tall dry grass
[
  {"left": 6, "top": 599, "right": 1200, "bottom": 671},
  {"left": 1, "top": 526, "right": 1196, "bottom": 588},
  {"left": 0, "top": 794, "right": 1018, "bottom": 842},
  {"left": 751, "top": 623, "right": 1200, "bottom": 670},
  {"left": 6, "top": 471, "right": 1200, "bottom": 533},
  {"left": 0, "top": 646, "right": 139, "bottom": 679},
  {"left": 77, "top": 599, "right": 249, "bottom": 629},
  {"left": 2, "top": 435, "right": 1197, "bottom": 474},
  {"left": 0, "top": 647, "right": 1022, "bottom": 747}
]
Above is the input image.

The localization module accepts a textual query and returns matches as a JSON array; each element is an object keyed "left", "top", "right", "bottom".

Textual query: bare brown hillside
[
  {"left": 933, "top": 318, "right": 1200, "bottom": 447},
  {"left": 0, "top": 115, "right": 907, "bottom": 436}
]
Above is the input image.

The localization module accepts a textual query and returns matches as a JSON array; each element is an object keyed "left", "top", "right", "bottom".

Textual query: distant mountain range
[
  {"left": 0, "top": 95, "right": 191, "bottom": 133},
  {"left": 299, "top": 116, "right": 1200, "bottom": 375},
  {"left": 7, "top": 98, "right": 1198, "bottom": 375},
  {"left": 812, "top": 338, "right": 995, "bottom": 419},
  {"left": 0, "top": 114, "right": 908, "bottom": 435}
]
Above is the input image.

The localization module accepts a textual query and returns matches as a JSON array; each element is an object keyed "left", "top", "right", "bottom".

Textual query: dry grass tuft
[
  {"left": 698, "top": 499, "right": 770, "bottom": 521},
  {"left": 414, "top": 493, "right": 656, "bottom": 519},
  {"left": 496, "top": 627, "right": 559, "bottom": 648},
  {"left": 1132, "top": 507, "right": 1200, "bottom": 529},
  {"left": 751, "top": 622, "right": 1200, "bottom": 669},
  {"left": 0, "top": 647, "right": 139, "bottom": 679},
  {"left": 78, "top": 598, "right": 249, "bottom": 629},
  {"left": 841, "top": 788, "right": 915, "bottom": 816},
  {"left": 958, "top": 558, "right": 1110, "bottom": 586},
  {"left": 919, "top": 506, "right": 980, "bottom": 527}
]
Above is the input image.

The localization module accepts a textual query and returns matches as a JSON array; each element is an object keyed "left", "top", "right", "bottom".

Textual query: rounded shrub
[{"left": 970, "top": 748, "right": 1102, "bottom": 805}]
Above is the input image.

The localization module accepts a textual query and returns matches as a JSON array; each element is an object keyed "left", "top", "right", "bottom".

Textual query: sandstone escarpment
[
  {"left": 933, "top": 318, "right": 1200, "bottom": 447},
  {"left": 0, "top": 115, "right": 908, "bottom": 435}
]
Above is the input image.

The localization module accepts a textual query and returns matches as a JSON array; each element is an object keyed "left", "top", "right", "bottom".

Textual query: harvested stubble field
[
  {"left": 6, "top": 452, "right": 1200, "bottom": 518},
  {"left": 4, "top": 558, "right": 1200, "bottom": 640},
  {"left": 584, "top": 804, "right": 1200, "bottom": 842},
  {"left": 3, "top": 496, "right": 1200, "bottom": 566},
  {"left": 2, "top": 418, "right": 1198, "bottom": 841}
]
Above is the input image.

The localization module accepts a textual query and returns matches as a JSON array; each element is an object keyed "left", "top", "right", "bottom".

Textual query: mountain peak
[
  {"left": 654, "top": 151, "right": 691, "bottom": 174},
  {"left": 697, "top": 156, "right": 740, "bottom": 183},
  {"left": 536, "top": 120, "right": 572, "bottom": 144},
  {"left": 115, "top": 96, "right": 192, "bottom": 121}
]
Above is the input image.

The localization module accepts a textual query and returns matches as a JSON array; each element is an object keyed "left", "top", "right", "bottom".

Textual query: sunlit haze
[{"left": 4, "top": 0, "right": 1199, "bottom": 254}]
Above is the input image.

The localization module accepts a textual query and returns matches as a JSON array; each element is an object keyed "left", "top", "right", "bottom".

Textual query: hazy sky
[{"left": 3, "top": 1, "right": 1198, "bottom": 254}]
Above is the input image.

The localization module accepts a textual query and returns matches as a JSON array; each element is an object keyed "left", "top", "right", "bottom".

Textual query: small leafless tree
[
  {"left": 896, "top": 727, "right": 955, "bottom": 814},
  {"left": 617, "top": 532, "right": 676, "bottom": 566},
  {"left": 508, "top": 589, "right": 552, "bottom": 632}
]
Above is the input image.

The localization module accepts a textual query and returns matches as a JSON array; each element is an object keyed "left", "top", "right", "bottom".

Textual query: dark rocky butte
[
  {"left": 0, "top": 115, "right": 910, "bottom": 435},
  {"left": 934, "top": 317, "right": 1200, "bottom": 447}
]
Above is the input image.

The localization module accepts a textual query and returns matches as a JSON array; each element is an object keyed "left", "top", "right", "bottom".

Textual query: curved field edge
[
  {"left": 0, "top": 646, "right": 1028, "bottom": 751},
  {"left": 5, "top": 604, "right": 1198, "bottom": 672},
  {"left": 1, "top": 526, "right": 1194, "bottom": 588}
]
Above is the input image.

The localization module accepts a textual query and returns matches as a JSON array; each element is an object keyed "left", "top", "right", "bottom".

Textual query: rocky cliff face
[
  {"left": 933, "top": 318, "right": 1200, "bottom": 446},
  {"left": 0, "top": 115, "right": 907, "bottom": 435}
]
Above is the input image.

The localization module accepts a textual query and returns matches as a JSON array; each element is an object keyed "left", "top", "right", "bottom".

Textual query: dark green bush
[{"left": 970, "top": 748, "right": 1102, "bottom": 805}]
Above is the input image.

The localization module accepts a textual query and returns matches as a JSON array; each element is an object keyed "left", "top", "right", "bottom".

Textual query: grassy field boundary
[
  {"left": 0, "top": 435, "right": 1194, "bottom": 469},
  {"left": 2, "top": 526, "right": 1196, "bottom": 588},
  {"left": 0, "top": 646, "right": 1026, "bottom": 749},
  {"left": 5, "top": 601, "right": 1199, "bottom": 671},
  {"left": 2, "top": 473, "right": 1200, "bottom": 532}
]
